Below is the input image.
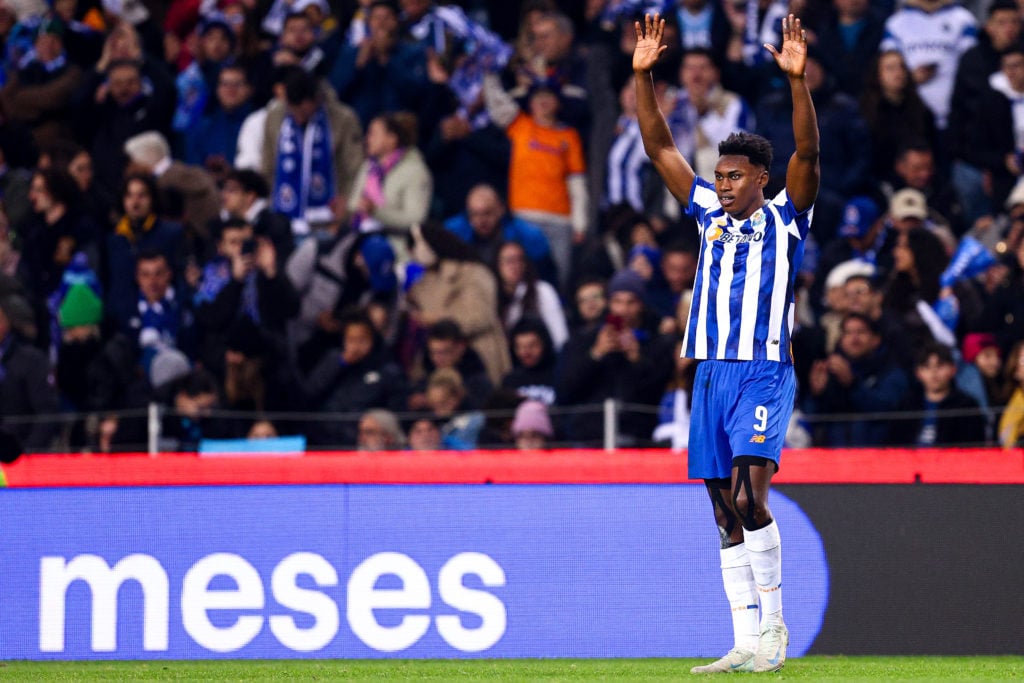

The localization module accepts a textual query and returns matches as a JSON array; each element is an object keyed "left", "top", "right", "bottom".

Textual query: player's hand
[
  {"left": 632, "top": 14, "right": 667, "bottom": 73},
  {"left": 765, "top": 14, "right": 807, "bottom": 80}
]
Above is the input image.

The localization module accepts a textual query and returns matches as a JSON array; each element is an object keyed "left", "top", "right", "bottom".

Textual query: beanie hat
[
  {"left": 961, "top": 332, "right": 999, "bottom": 364},
  {"left": 360, "top": 234, "right": 397, "bottom": 293},
  {"left": 607, "top": 269, "right": 646, "bottom": 299},
  {"left": 511, "top": 400, "right": 553, "bottom": 437},
  {"left": 838, "top": 196, "right": 880, "bottom": 239},
  {"left": 57, "top": 283, "right": 103, "bottom": 328},
  {"left": 149, "top": 348, "right": 191, "bottom": 389}
]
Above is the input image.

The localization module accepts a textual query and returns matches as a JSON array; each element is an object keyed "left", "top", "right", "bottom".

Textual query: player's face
[{"left": 714, "top": 155, "right": 768, "bottom": 219}]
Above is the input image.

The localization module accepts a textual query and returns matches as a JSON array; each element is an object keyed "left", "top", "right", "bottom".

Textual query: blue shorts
[{"left": 688, "top": 359, "right": 796, "bottom": 480}]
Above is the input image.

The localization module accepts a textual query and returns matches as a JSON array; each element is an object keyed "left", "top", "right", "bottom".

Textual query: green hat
[
  {"left": 37, "top": 17, "right": 66, "bottom": 39},
  {"left": 58, "top": 283, "right": 103, "bottom": 329}
]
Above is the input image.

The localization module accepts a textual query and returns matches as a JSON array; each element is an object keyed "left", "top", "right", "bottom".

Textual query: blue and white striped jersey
[{"left": 681, "top": 177, "right": 812, "bottom": 364}]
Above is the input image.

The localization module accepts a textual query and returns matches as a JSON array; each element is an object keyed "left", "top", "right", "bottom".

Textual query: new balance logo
[{"left": 749, "top": 434, "right": 766, "bottom": 444}]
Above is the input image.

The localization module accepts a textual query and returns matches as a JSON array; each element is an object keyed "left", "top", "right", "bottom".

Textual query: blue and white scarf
[
  {"left": 194, "top": 257, "right": 260, "bottom": 324},
  {"left": 409, "top": 5, "right": 512, "bottom": 129},
  {"left": 272, "top": 107, "right": 335, "bottom": 221},
  {"left": 137, "top": 287, "right": 180, "bottom": 350}
]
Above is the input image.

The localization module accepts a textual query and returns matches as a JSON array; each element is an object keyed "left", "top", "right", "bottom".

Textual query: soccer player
[{"left": 633, "top": 13, "right": 820, "bottom": 674}]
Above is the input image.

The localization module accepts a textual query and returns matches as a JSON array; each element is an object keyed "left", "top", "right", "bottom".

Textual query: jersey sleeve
[
  {"left": 771, "top": 188, "right": 813, "bottom": 240},
  {"left": 684, "top": 176, "right": 717, "bottom": 232}
]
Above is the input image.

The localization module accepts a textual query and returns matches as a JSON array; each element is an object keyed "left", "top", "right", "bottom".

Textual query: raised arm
[
  {"left": 765, "top": 14, "right": 820, "bottom": 213},
  {"left": 634, "top": 14, "right": 695, "bottom": 206}
]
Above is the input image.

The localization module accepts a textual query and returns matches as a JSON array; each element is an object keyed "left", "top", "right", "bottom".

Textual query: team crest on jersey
[{"left": 751, "top": 210, "right": 765, "bottom": 227}]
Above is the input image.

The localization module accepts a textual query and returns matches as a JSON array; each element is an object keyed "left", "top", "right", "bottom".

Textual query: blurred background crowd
[{"left": 0, "top": 0, "right": 1022, "bottom": 454}]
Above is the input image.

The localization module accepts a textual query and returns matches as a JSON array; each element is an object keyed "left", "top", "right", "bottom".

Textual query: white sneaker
[
  {"left": 752, "top": 622, "right": 789, "bottom": 672},
  {"left": 689, "top": 648, "right": 755, "bottom": 674}
]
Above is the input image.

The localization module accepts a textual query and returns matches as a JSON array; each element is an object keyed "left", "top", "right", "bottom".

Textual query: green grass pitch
[{"left": 1, "top": 657, "right": 1022, "bottom": 681}]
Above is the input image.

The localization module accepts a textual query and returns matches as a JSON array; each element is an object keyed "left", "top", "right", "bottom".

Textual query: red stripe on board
[{"left": 2, "top": 448, "right": 1023, "bottom": 487}]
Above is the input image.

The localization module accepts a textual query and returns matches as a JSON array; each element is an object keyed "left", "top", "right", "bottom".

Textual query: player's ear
[{"left": 758, "top": 168, "right": 769, "bottom": 188}]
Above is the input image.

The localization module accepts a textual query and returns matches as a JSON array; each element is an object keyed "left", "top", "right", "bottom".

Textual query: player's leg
[
  {"left": 688, "top": 361, "right": 757, "bottom": 674},
  {"left": 688, "top": 479, "right": 759, "bottom": 674},
  {"left": 731, "top": 457, "right": 788, "bottom": 672},
  {"left": 725, "top": 361, "right": 795, "bottom": 672}
]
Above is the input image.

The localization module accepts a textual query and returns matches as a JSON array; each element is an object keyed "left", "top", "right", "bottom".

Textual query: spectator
[
  {"left": 105, "top": 173, "right": 187, "bottom": 324},
  {"left": 409, "top": 317, "right": 494, "bottom": 410},
  {"left": 804, "top": 312, "right": 910, "bottom": 446},
  {"left": 423, "top": 366, "right": 484, "bottom": 450},
  {"left": 604, "top": 77, "right": 652, "bottom": 214},
  {"left": 37, "top": 141, "right": 109, "bottom": 233},
  {"left": 123, "top": 131, "right": 222, "bottom": 249},
  {"left": 568, "top": 275, "right": 607, "bottom": 334},
  {"left": 113, "top": 249, "right": 196, "bottom": 370},
  {"left": 998, "top": 340, "right": 1024, "bottom": 449},
  {"left": 184, "top": 63, "right": 255, "bottom": 181},
  {"left": 669, "top": 48, "right": 755, "bottom": 181},
  {"left": 0, "top": 143, "right": 32, "bottom": 231},
  {"left": 220, "top": 168, "right": 294, "bottom": 266},
  {"left": 811, "top": 0, "right": 886, "bottom": 98},
  {"left": 406, "top": 415, "right": 441, "bottom": 450},
  {"left": 356, "top": 408, "right": 406, "bottom": 451},
  {"left": 17, "top": 168, "right": 99, "bottom": 304},
  {"left": 444, "top": 183, "right": 557, "bottom": 286},
  {"left": 557, "top": 268, "right": 674, "bottom": 445},
  {"left": 972, "top": 45, "right": 1024, "bottom": 217},
  {"left": 235, "top": 64, "right": 291, "bottom": 171},
  {"left": 0, "top": 16, "right": 82, "bottom": 148},
  {"left": 882, "top": 226, "right": 955, "bottom": 350},
  {"left": 159, "top": 368, "right": 225, "bottom": 452},
  {"left": 53, "top": 274, "right": 104, "bottom": 412},
  {"left": 261, "top": 68, "right": 364, "bottom": 238},
  {"left": 948, "top": 0, "right": 1021, "bottom": 224},
  {"left": 510, "top": 398, "right": 553, "bottom": 450},
  {"left": 405, "top": 222, "right": 511, "bottom": 385},
  {"left": 981, "top": 231, "right": 1024, "bottom": 352},
  {"left": 172, "top": 12, "right": 238, "bottom": 136},
  {"left": 193, "top": 217, "right": 299, "bottom": 378},
  {"left": 494, "top": 240, "right": 568, "bottom": 350},
  {"left": 483, "top": 72, "right": 589, "bottom": 291},
  {"left": 0, "top": 292, "right": 58, "bottom": 451},
  {"left": 255, "top": 9, "right": 328, "bottom": 98},
  {"left": 248, "top": 419, "right": 280, "bottom": 439},
  {"left": 348, "top": 111, "right": 432, "bottom": 234},
  {"left": 879, "top": 0, "right": 977, "bottom": 132},
  {"left": 329, "top": 0, "right": 430, "bottom": 128},
  {"left": 897, "top": 342, "right": 986, "bottom": 446},
  {"left": 859, "top": 50, "right": 937, "bottom": 182},
  {"left": 303, "top": 310, "right": 408, "bottom": 446},
  {"left": 645, "top": 240, "right": 698, "bottom": 325},
  {"left": 502, "top": 316, "right": 557, "bottom": 406}
]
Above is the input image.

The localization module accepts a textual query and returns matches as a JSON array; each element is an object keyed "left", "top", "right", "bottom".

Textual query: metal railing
[{"left": 0, "top": 400, "right": 1009, "bottom": 456}]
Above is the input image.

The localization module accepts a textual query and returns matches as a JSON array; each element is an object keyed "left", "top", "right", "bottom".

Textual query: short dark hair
[
  {"left": 284, "top": 68, "right": 318, "bottom": 105},
  {"left": 427, "top": 318, "right": 466, "bottom": 343},
  {"left": 36, "top": 168, "right": 80, "bottom": 208},
  {"left": 841, "top": 312, "right": 880, "bottom": 336},
  {"left": 718, "top": 132, "right": 773, "bottom": 170},
  {"left": 227, "top": 169, "right": 270, "bottom": 198},
  {"left": 135, "top": 248, "right": 168, "bottom": 266},
  {"left": 915, "top": 342, "right": 955, "bottom": 368},
  {"left": 122, "top": 171, "right": 160, "bottom": 213}
]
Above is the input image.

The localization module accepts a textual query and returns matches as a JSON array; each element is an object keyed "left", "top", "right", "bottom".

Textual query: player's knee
[{"left": 732, "top": 488, "right": 770, "bottom": 530}]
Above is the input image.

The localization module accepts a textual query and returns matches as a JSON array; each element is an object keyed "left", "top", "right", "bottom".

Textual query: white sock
[
  {"left": 720, "top": 543, "right": 760, "bottom": 652},
  {"left": 743, "top": 519, "right": 783, "bottom": 627}
]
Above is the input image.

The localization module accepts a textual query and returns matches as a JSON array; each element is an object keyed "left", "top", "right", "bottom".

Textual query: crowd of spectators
[{"left": 0, "top": 0, "right": 1022, "bottom": 454}]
